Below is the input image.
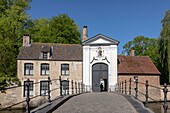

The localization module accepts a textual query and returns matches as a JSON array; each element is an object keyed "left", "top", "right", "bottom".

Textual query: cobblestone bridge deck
[
  {"left": 54, "top": 93, "right": 154, "bottom": 113},
  {"left": 53, "top": 92, "right": 137, "bottom": 113},
  {"left": 31, "top": 93, "right": 153, "bottom": 113}
]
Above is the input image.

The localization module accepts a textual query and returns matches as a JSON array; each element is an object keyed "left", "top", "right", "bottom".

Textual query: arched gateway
[
  {"left": 92, "top": 63, "right": 108, "bottom": 92},
  {"left": 82, "top": 29, "right": 119, "bottom": 92}
]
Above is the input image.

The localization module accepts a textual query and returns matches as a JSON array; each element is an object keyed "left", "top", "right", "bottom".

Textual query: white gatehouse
[{"left": 82, "top": 28, "right": 119, "bottom": 92}]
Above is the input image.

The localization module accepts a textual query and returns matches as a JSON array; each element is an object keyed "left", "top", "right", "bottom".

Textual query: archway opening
[{"left": 92, "top": 63, "right": 108, "bottom": 92}]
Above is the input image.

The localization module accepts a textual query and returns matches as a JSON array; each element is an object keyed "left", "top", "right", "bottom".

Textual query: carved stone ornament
[{"left": 98, "top": 47, "right": 103, "bottom": 57}]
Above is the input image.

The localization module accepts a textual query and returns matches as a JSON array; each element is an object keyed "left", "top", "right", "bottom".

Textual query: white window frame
[{"left": 24, "top": 63, "right": 33, "bottom": 75}]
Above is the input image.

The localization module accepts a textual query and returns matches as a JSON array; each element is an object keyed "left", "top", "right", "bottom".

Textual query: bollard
[
  {"left": 125, "top": 80, "right": 127, "bottom": 94},
  {"left": 134, "top": 76, "right": 138, "bottom": 99},
  {"left": 78, "top": 83, "right": 80, "bottom": 94},
  {"left": 81, "top": 82, "right": 83, "bottom": 93},
  {"left": 67, "top": 78, "right": 69, "bottom": 95},
  {"left": 145, "top": 80, "right": 148, "bottom": 107},
  {"left": 59, "top": 76, "right": 62, "bottom": 96},
  {"left": 47, "top": 77, "right": 51, "bottom": 102},
  {"left": 75, "top": 81, "right": 77, "bottom": 94},
  {"left": 119, "top": 82, "right": 121, "bottom": 93},
  {"left": 122, "top": 81, "right": 124, "bottom": 94},
  {"left": 129, "top": 78, "right": 131, "bottom": 95},
  {"left": 163, "top": 83, "right": 168, "bottom": 113},
  {"left": 26, "top": 79, "right": 30, "bottom": 113},
  {"left": 72, "top": 80, "right": 74, "bottom": 94}
]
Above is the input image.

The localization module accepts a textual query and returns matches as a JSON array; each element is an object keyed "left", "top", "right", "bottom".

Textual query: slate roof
[
  {"left": 18, "top": 43, "right": 160, "bottom": 75},
  {"left": 118, "top": 55, "right": 160, "bottom": 75},
  {"left": 17, "top": 43, "right": 82, "bottom": 61}
]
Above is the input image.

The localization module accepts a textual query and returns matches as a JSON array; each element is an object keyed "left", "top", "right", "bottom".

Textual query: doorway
[{"left": 92, "top": 63, "right": 108, "bottom": 92}]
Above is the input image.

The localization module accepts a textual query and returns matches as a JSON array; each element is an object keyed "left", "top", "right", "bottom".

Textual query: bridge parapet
[
  {"left": 119, "top": 76, "right": 170, "bottom": 113},
  {"left": 0, "top": 76, "right": 87, "bottom": 113}
]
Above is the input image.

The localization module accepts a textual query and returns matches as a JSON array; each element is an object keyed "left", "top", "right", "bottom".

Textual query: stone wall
[{"left": 0, "top": 60, "right": 82, "bottom": 109}]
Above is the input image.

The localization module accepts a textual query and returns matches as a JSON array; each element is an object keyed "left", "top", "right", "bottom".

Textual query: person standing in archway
[{"left": 100, "top": 83, "right": 103, "bottom": 92}]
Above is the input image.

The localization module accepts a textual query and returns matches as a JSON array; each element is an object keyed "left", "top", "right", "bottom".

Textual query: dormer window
[
  {"left": 40, "top": 46, "right": 53, "bottom": 59},
  {"left": 42, "top": 52, "right": 48, "bottom": 59}
]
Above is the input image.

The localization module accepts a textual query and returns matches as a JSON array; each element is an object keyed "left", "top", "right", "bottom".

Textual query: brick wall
[{"left": 118, "top": 74, "right": 161, "bottom": 101}]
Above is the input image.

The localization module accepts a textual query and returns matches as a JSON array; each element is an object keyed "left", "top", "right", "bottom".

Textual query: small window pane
[
  {"left": 46, "top": 70, "right": 49, "bottom": 75},
  {"left": 66, "top": 70, "right": 69, "bottom": 75}
]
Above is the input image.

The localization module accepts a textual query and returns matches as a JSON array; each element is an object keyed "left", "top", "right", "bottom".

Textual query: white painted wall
[{"left": 83, "top": 41, "right": 118, "bottom": 92}]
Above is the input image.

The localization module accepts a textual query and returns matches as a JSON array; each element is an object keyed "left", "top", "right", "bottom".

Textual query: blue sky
[{"left": 27, "top": 0, "right": 170, "bottom": 54}]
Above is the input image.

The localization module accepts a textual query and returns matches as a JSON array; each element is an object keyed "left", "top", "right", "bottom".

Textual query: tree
[
  {"left": 159, "top": 10, "right": 170, "bottom": 84},
  {"left": 0, "top": 0, "right": 31, "bottom": 90},
  {"left": 0, "top": 1, "right": 81, "bottom": 91},
  {"left": 27, "top": 14, "right": 81, "bottom": 44},
  {"left": 122, "top": 36, "right": 159, "bottom": 67}
]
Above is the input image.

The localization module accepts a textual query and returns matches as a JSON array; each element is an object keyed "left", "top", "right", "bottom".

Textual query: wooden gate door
[{"left": 92, "top": 63, "right": 108, "bottom": 92}]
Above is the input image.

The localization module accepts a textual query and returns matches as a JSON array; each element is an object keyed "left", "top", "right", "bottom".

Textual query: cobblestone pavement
[{"left": 53, "top": 92, "right": 137, "bottom": 113}]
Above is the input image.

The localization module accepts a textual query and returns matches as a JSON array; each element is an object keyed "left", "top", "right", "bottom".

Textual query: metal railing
[
  {"left": 119, "top": 77, "right": 169, "bottom": 113},
  {"left": 0, "top": 76, "right": 86, "bottom": 113}
]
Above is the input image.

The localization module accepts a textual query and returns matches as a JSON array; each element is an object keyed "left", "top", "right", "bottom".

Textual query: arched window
[
  {"left": 41, "top": 63, "right": 49, "bottom": 75},
  {"left": 61, "top": 64, "right": 69, "bottom": 75},
  {"left": 24, "top": 63, "right": 33, "bottom": 75}
]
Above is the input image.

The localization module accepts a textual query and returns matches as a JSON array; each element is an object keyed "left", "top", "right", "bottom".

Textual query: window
[
  {"left": 42, "top": 52, "right": 48, "bottom": 59},
  {"left": 41, "top": 64, "right": 49, "bottom": 75},
  {"left": 23, "top": 81, "right": 33, "bottom": 97},
  {"left": 40, "top": 81, "right": 49, "bottom": 96},
  {"left": 24, "top": 63, "right": 33, "bottom": 75},
  {"left": 61, "top": 64, "right": 69, "bottom": 75},
  {"left": 61, "top": 80, "right": 69, "bottom": 96}
]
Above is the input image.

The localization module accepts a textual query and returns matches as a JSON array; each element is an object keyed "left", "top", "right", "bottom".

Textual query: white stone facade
[{"left": 82, "top": 34, "right": 119, "bottom": 92}]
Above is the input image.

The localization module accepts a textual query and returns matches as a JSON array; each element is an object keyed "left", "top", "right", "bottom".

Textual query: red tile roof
[{"left": 118, "top": 55, "right": 160, "bottom": 75}]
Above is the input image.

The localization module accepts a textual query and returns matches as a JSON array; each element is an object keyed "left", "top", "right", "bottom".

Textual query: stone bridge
[{"left": 31, "top": 92, "right": 153, "bottom": 113}]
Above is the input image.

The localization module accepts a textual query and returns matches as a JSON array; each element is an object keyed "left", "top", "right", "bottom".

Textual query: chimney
[
  {"left": 82, "top": 26, "right": 88, "bottom": 42},
  {"left": 23, "top": 34, "right": 31, "bottom": 46},
  {"left": 130, "top": 50, "right": 135, "bottom": 56}
]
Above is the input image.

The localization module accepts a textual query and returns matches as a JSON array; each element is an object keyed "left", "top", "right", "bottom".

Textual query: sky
[{"left": 27, "top": 0, "right": 170, "bottom": 54}]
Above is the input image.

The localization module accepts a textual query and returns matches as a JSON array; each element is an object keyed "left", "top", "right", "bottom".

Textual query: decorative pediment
[{"left": 82, "top": 34, "right": 119, "bottom": 46}]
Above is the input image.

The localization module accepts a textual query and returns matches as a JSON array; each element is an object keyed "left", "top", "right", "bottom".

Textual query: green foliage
[
  {"left": 122, "top": 36, "right": 159, "bottom": 68},
  {"left": 0, "top": 1, "right": 80, "bottom": 91},
  {"left": 27, "top": 14, "right": 81, "bottom": 44},
  {"left": 0, "top": 0, "right": 30, "bottom": 90},
  {"left": 159, "top": 10, "right": 170, "bottom": 84}
]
